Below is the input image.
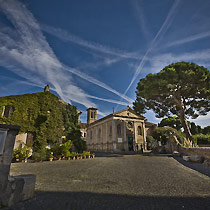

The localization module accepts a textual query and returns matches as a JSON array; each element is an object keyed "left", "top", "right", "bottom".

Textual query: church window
[
  {"left": 138, "top": 126, "right": 142, "bottom": 136},
  {"left": 117, "top": 124, "right": 121, "bottom": 136},
  {"left": 91, "top": 112, "right": 94, "bottom": 119}
]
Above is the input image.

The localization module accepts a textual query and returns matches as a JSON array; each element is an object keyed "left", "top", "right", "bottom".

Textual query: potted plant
[
  {"left": 85, "top": 151, "right": 91, "bottom": 159},
  {"left": 71, "top": 152, "right": 77, "bottom": 160},
  {"left": 90, "top": 153, "right": 95, "bottom": 158},
  {"left": 64, "top": 151, "right": 71, "bottom": 160},
  {"left": 61, "top": 140, "right": 72, "bottom": 160},
  {"left": 77, "top": 153, "right": 82, "bottom": 159},
  {"left": 51, "top": 144, "right": 62, "bottom": 160},
  {"left": 48, "top": 152, "right": 54, "bottom": 162},
  {"left": 13, "top": 146, "right": 32, "bottom": 162}
]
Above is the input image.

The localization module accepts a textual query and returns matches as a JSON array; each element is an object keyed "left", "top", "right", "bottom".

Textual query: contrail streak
[
  {"left": 62, "top": 64, "right": 134, "bottom": 103},
  {"left": 116, "top": 0, "right": 180, "bottom": 109}
]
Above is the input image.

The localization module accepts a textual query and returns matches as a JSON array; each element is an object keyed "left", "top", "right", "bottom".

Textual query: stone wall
[
  {"left": 179, "top": 147, "right": 210, "bottom": 159},
  {"left": 165, "top": 136, "right": 210, "bottom": 160}
]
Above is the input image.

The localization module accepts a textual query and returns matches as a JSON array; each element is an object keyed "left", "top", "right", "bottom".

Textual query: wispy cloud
[
  {"left": 116, "top": 0, "right": 180, "bottom": 108},
  {"left": 131, "top": 0, "right": 151, "bottom": 39},
  {"left": 42, "top": 24, "right": 141, "bottom": 60},
  {"left": 165, "top": 30, "right": 210, "bottom": 48},
  {"left": 0, "top": 0, "right": 96, "bottom": 109},
  {"left": 62, "top": 65, "right": 134, "bottom": 104},
  {"left": 0, "top": 0, "right": 132, "bottom": 112},
  {"left": 191, "top": 112, "right": 210, "bottom": 128},
  {"left": 145, "top": 48, "right": 210, "bottom": 74},
  {"left": 86, "top": 95, "right": 129, "bottom": 106}
]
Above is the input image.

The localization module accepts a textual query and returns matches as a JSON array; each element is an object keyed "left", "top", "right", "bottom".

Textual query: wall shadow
[
  {"left": 173, "top": 156, "right": 210, "bottom": 177},
  {"left": 94, "top": 151, "right": 143, "bottom": 157},
  {"left": 5, "top": 191, "right": 210, "bottom": 210}
]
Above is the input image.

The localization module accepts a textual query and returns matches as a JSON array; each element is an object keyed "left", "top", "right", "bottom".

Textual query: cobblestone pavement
[{"left": 7, "top": 154, "right": 210, "bottom": 210}]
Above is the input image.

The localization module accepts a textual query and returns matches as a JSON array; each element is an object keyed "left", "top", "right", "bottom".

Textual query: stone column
[
  {"left": 123, "top": 121, "right": 127, "bottom": 151},
  {"left": 112, "top": 119, "right": 116, "bottom": 151},
  {"left": 0, "top": 124, "right": 36, "bottom": 208},
  {"left": 142, "top": 122, "right": 147, "bottom": 150},
  {"left": 105, "top": 122, "right": 108, "bottom": 152}
]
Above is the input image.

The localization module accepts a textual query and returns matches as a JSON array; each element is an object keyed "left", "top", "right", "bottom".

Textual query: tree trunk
[
  {"left": 174, "top": 96, "right": 194, "bottom": 146},
  {"left": 179, "top": 109, "right": 193, "bottom": 144}
]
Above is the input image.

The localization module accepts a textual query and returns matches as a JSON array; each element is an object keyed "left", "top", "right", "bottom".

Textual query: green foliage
[
  {"left": 146, "top": 136, "right": 156, "bottom": 150},
  {"left": 193, "top": 134, "right": 210, "bottom": 145},
  {"left": 134, "top": 61, "right": 210, "bottom": 141},
  {"left": 32, "top": 149, "right": 47, "bottom": 161},
  {"left": 61, "top": 140, "right": 72, "bottom": 157},
  {"left": 70, "top": 152, "right": 77, "bottom": 157},
  {"left": 152, "top": 127, "right": 184, "bottom": 145},
  {"left": 51, "top": 144, "right": 63, "bottom": 156},
  {"left": 203, "top": 126, "right": 210, "bottom": 135},
  {"left": 190, "top": 122, "right": 202, "bottom": 135},
  {"left": 82, "top": 151, "right": 90, "bottom": 157},
  {"left": 13, "top": 146, "right": 31, "bottom": 161},
  {"left": 159, "top": 116, "right": 183, "bottom": 130},
  {"left": 0, "top": 92, "right": 83, "bottom": 151}
]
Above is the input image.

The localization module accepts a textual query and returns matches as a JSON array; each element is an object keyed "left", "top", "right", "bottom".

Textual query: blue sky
[{"left": 0, "top": 0, "right": 210, "bottom": 127}]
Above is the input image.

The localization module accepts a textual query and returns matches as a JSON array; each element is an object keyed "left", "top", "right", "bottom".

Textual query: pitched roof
[{"left": 88, "top": 106, "right": 145, "bottom": 126}]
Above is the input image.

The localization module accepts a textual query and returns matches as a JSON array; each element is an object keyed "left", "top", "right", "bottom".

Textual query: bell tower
[{"left": 87, "top": 108, "right": 97, "bottom": 125}]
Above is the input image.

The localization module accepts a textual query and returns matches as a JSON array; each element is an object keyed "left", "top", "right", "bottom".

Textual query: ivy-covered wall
[{"left": 0, "top": 91, "right": 81, "bottom": 151}]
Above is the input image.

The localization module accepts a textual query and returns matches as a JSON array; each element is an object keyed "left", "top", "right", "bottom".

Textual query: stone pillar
[
  {"left": 0, "top": 124, "right": 36, "bottom": 208},
  {"left": 123, "top": 121, "right": 127, "bottom": 151},
  {"left": 142, "top": 122, "right": 147, "bottom": 150},
  {"left": 112, "top": 119, "right": 116, "bottom": 151},
  {"left": 133, "top": 121, "right": 137, "bottom": 151},
  {"left": 105, "top": 122, "right": 108, "bottom": 152}
]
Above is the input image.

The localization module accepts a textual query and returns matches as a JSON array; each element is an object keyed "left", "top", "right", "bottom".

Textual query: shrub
[
  {"left": 146, "top": 136, "right": 156, "bottom": 150},
  {"left": 152, "top": 127, "right": 184, "bottom": 145},
  {"left": 193, "top": 134, "right": 210, "bottom": 145},
  {"left": 13, "top": 146, "right": 31, "bottom": 161},
  {"left": 32, "top": 149, "right": 47, "bottom": 161}
]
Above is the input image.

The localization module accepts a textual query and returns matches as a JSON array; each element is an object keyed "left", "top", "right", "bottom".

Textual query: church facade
[{"left": 86, "top": 107, "right": 156, "bottom": 152}]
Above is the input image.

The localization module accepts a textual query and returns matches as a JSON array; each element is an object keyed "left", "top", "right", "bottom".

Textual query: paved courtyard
[{"left": 8, "top": 154, "right": 210, "bottom": 210}]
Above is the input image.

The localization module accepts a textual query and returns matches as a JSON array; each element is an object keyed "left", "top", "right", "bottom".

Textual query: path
[{"left": 8, "top": 154, "right": 210, "bottom": 210}]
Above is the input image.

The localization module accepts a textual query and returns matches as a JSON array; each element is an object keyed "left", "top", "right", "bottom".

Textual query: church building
[{"left": 86, "top": 107, "right": 156, "bottom": 152}]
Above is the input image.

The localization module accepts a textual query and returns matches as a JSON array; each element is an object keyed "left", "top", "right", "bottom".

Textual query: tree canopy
[
  {"left": 133, "top": 61, "right": 210, "bottom": 143},
  {"left": 158, "top": 116, "right": 183, "bottom": 130}
]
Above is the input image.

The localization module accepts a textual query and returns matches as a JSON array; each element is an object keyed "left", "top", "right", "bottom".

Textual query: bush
[
  {"left": 146, "top": 136, "right": 156, "bottom": 150},
  {"left": 13, "top": 146, "right": 31, "bottom": 161},
  {"left": 152, "top": 127, "right": 184, "bottom": 145},
  {"left": 51, "top": 144, "right": 63, "bottom": 156},
  {"left": 193, "top": 134, "right": 210, "bottom": 145},
  {"left": 51, "top": 140, "right": 72, "bottom": 157},
  {"left": 32, "top": 149, "right": 47, "bottom": 161}
]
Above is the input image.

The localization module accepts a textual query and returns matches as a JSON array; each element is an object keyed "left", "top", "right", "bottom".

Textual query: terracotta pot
[
  {"left": 49, "top": 158, "right": 53, "bottom": 162},
  {"left": 72, "top": 157, "right": 75, "bottom": 160},
  {"left": 67, "top": 157, "right": 70, "bottom": 160},
  {"left": 83, "top": 156, "right": 86, "bottom": 159},
  {"left": 57, "top": 155, "right": 62, "bottom": 160}
]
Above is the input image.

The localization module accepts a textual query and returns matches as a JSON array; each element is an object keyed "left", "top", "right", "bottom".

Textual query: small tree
[
  {"left": 133, "top": 62, "right": 210, "bottom": 144},
  {"left": 158, "top": 116, "right": 183, "bottom": 130}
]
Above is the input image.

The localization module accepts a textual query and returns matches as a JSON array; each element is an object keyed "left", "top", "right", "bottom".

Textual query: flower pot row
[{"left": 49, "top": 154, "right": 95, "bottom": 162}]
